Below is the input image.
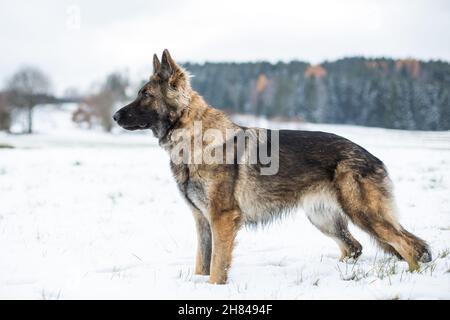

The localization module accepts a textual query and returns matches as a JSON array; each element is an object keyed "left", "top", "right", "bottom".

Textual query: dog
[{"left": 113, "top": 49, "right": 431, "bottom": 284}]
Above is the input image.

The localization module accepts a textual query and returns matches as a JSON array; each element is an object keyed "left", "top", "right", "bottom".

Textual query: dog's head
[{"left": 113, "top": 49, "right": 191, "bottom": 138}]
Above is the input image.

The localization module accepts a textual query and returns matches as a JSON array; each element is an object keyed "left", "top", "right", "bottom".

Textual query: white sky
[{"left": 1, "top": 0, "right": 449, "bottom": 94}]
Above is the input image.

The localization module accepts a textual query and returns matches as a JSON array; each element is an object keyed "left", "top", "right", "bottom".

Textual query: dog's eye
[{"left": 143, "top": 92, "right": 153, "bottom": 99}]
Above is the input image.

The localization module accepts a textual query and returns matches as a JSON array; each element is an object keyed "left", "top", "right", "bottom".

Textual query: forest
[{"left": 184, "top": 57, "right": 450, "bottom": 130}]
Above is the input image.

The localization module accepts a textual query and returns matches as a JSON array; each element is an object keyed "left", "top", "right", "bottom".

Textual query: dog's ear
[
  {"left": 153, "top": 54, "right": 161, "bottom": 74},
  {"left": 157, "top": 49, "right": 188, "bottom": 89},
  {"left": 159, "top": 49, "right": 177, "bottom": 81}
]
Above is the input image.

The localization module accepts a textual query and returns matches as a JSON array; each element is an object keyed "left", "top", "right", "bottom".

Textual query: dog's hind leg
[
  {"left": 304, "top": 192, "right": 362, "bottom": 261},
  {"left": 334, "top": 162, "right": 432, "bottom": 271},
  {"left": 192, "top": 209, "right": 212, "bottom": 275}
]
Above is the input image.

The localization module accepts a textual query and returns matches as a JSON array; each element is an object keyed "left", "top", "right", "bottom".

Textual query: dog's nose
[{"left": 113, "top": 112, "right": 120, "bottom": 122}]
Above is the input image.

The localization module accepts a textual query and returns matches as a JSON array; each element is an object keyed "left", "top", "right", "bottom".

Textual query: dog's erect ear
[
  {"left": 153, "top": 54, "right": 161, "bottom": 74},
  {"left": 156, "top": 49, "right": 188, "bottom": 89},
  {"left": 159, "top": 49, "right": 177, "bottom": 81}
]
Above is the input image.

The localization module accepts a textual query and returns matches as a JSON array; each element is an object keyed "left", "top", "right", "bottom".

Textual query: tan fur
[
  {"left": 334, "top": 162, "right": 428, "bottom": 271},
  {"left": 161, "top": 51, "right": 430, "bottom": 277},
  {"left": 208, "top": 209, "right": 241, "bottom": 284},
  {"left": 114, "top": 50, "right": 431, "bottom": 283}
]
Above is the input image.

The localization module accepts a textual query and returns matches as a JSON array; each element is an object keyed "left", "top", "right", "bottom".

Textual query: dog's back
[{"left": 235, "top": 129, "right": 383, "bottom": 223}]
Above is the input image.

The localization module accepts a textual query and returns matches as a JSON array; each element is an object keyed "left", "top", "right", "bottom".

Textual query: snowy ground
[{"left": 0, "top": 105, "right": 449, "bottom": 299}]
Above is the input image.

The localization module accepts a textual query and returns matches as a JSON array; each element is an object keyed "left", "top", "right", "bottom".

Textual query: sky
[{"left": 0, "top": 0, "right": 449, "bottom": 94}]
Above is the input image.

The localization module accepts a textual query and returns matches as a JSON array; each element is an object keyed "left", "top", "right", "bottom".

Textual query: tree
[
  {"left": 76, "top": 71, "right": 129, "bottom": 132},
  {"left": 7, "top": 66, "right": 51, "bottom": 134},
  {"left": 0, "top": 91, "right": 12, "bottom": 132},
  {"left": 103, "top": 72, "right": 129, "bottom": 100}
]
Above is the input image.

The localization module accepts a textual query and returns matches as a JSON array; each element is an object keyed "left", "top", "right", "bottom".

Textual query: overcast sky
[{"left": 1, "top": 0, "right": 449, "bottom": 94}]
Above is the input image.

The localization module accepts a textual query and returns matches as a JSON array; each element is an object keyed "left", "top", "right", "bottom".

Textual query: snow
[{"left": 0, "top": 105, "right": 449, "bottom": 299}]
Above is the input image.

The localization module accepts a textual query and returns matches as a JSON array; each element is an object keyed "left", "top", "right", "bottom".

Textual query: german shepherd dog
[{"left": 113, "top": 50, "right": 431, "bottom": 284}]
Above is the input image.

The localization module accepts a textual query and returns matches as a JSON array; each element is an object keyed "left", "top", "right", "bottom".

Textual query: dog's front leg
[
  {"left": 193, "top": 209, "right": 212, "bottom": 275},
  {"left": 208, "top": 209, "right": 241, "bottom": 284}
]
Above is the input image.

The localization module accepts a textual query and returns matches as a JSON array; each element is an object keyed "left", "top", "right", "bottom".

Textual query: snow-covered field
[{"left": 0, "top": 105, "right": 449, "bottom": 299}]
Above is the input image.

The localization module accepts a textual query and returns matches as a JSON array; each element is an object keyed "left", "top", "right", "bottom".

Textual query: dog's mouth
[{"left": 121, "top": 123, "right": 151, "bottom": 131}]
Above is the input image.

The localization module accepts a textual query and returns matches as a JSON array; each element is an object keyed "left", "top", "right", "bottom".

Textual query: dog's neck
[{"left": 158, "top": 91, "right": 237, "bottom": 151}]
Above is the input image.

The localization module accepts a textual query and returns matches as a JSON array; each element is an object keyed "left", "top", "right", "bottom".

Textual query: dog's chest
[
  {"left": 172, "top": 163, "right": 209, "bottom": 213},
  {"left": 185, "top": 179, "right": 208, "bottom": 213}
]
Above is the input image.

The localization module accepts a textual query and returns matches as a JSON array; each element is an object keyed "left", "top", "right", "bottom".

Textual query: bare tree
[
  {"left": 0, "top": 91, "right": 12, "bottom": 132},
  {"left": 86, "top": 90, "right": 116, "bottom": 132},
  {"left": 75, "top": 71, "right": 129, "bottom": 132},
  {"left": 7, "top": 66, "right": 51, "bottom": 134}
]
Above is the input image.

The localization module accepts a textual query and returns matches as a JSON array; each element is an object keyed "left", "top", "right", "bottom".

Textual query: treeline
[
  {"left": 1, "top": 57, "right": 449, "bottom": 133},
  {"left": 184, "top": 57, "right": 450, "bottom": 130}
]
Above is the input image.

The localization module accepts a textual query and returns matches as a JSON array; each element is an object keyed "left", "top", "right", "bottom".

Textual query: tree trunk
[{"left": 27, "top": 104, "right": 33, "bottom": 134}]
